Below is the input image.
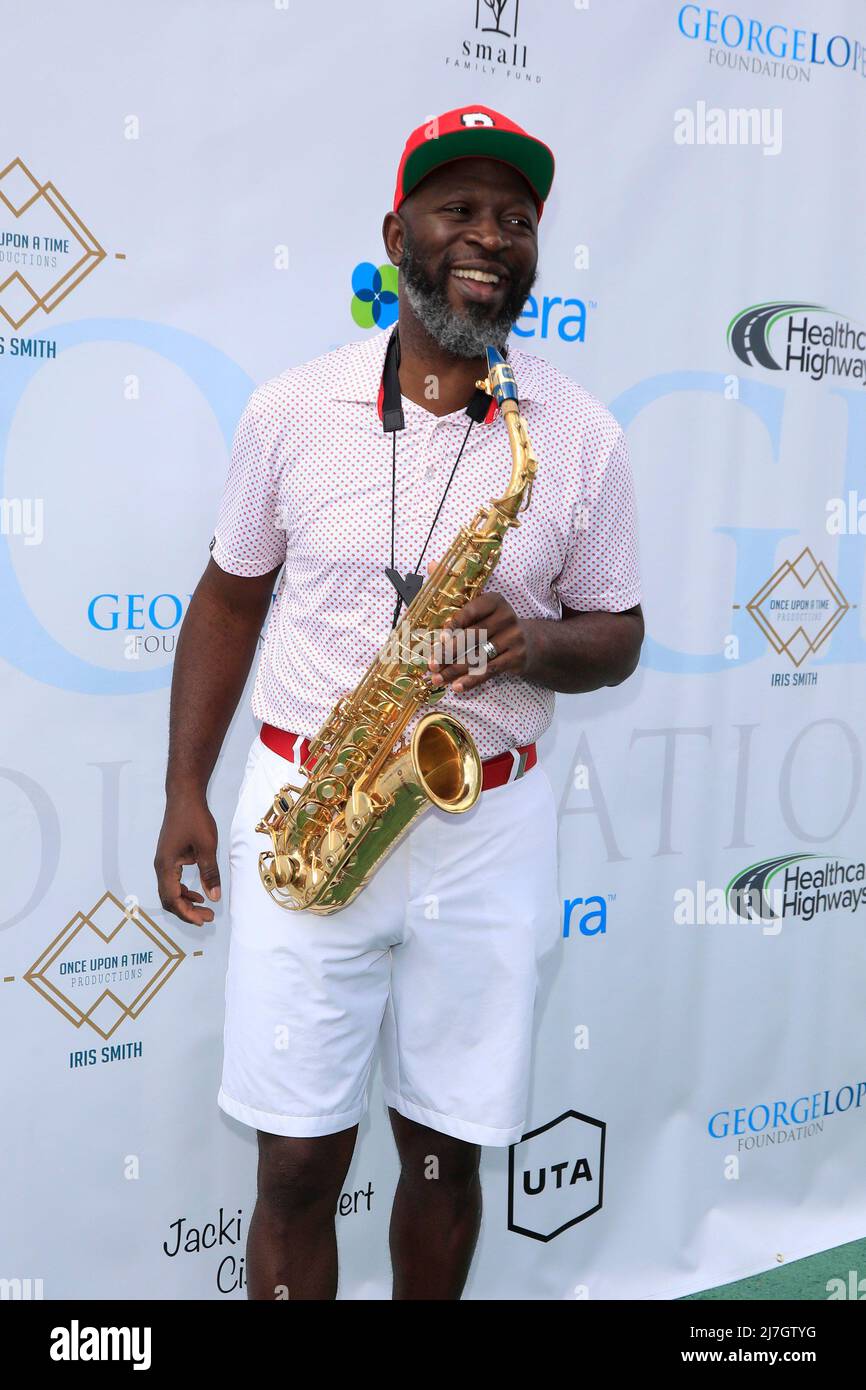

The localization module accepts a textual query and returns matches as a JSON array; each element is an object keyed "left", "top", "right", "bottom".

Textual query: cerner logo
[{"left": 50, "top": 1319, "right": 151, "bottom": 1370}]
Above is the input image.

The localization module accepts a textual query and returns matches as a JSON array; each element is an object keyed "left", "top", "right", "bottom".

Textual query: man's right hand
[
  {"left": 154, "top": 557, "right": 282, "bottom": 926},
  {"left": 155, "top": 795, "right": 222, "bottom": 925}
]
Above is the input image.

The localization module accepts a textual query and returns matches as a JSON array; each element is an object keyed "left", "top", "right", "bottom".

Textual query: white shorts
[{"left": 217, "top": 731, "right": 561, "bottom": 1147}]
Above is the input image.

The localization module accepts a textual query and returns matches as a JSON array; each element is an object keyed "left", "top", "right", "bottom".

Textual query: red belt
[{"left": 259, "top": 723, "right": 537, "bottom": 792}]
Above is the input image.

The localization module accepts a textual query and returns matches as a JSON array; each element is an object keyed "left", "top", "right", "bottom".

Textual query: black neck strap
[
  {"left": 381, "top": 326, "right": 405, "bottom": 433},
  {"left": 380, "top": 325, "right": 504, "bottom": 628},
  {"left": 381, "top": 326, "right": 500, "bottom": 433}
]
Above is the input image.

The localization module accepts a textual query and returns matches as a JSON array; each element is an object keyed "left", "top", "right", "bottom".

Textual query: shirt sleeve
[
  {"left": 210, "top": 388, "right": 288, "bottom": 577},
  {"left": 553, "top": 424, "right": 642, "bottom": 612}
]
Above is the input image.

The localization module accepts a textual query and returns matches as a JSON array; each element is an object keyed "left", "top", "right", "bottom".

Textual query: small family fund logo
[
  {"left": 446, "top": 0, "right": 540, "bottom": 83},
  {"left": 0, "top": 157, "right": 106, "bottom": 330},
  {"left": 49, "top": 1321, "right": 151, "bottom": 1371},
  {"left": 673, "top": 100, "right": 782, "bottom": 154},
  {"left": 476, "top": 0, "right": 519, "bottom": 38}
]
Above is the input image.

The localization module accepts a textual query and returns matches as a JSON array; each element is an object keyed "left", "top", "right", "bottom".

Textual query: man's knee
[
  {"left": 255, "top": 1128, "right": 357, "bottom": 1215},
  {"left": 389, "top": 1110, "right": 481, "bottom": 1191}
]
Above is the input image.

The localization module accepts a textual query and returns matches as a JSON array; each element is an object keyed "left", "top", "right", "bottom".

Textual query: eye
[
  {"left": 443, "top": 204, "right": 470, "bottom": 214},
  {"left": 508, "top": 215, "right": 532, "bottom": 229}
]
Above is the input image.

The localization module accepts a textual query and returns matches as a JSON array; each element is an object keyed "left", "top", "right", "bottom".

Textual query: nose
[{"left": 463, "top": 210, "right": 511, "bottom": 252}]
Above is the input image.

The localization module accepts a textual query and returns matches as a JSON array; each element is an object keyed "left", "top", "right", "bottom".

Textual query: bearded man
[{"left": 155, "top": 104, "right": 643, "bottom": 1300}]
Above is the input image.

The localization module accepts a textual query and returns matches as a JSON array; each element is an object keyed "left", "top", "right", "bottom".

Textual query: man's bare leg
[
  {"left": 246, "top": 1126, "right": 358, "bottom": 1300},
  {"left": 388, "top": 1107, "right": 482, "bottom": 1300}
]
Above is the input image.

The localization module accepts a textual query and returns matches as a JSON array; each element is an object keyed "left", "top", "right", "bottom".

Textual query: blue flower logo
[{"left": 351, "top": 261, "right": 398, "bottom": 328}]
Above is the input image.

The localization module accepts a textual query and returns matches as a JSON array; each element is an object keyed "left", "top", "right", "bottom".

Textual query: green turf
[{"left": 680, "top": 1237, "right": 866, "bottom": 1300}]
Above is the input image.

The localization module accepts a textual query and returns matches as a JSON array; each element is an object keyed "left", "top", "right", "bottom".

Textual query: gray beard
[
  {"left": 402, "top": 279, "right": 509, "bottom": 358},
  {"left": 399, "top": 236, "right": 535, "bottom": 359}
]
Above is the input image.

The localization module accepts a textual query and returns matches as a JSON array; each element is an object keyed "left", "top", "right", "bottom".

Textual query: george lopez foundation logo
[
  {"left": 739, "top": 546, "right": 849, "bottom": 682},
  {"left": 24, "top": 890, "right": 184, "bottom": 1040},
  {"left": 708, "top": 1079, "right": 866, "bottom": 1153},
  {"left": 726, "top": 853, "right": 866, "bottom": 925},
  {"left": 728, "top": 301, "right": 866, "bottom": 385},
  {"left": 445, "top": 0, "right": 542, "bottom": 84},
  {"left": 677, "top": 7, "right": 866, "bottom": 84},
  {"left": 0, "top": 157, "right": 106, "bottom": 341},
  {"left": 508, "top": 1110, "right": 604, "bottom": 1241}
]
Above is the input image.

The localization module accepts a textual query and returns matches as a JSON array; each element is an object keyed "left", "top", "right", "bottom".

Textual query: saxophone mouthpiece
[{"left": 484, "top": 345, "right": 519, "bottom": 409}]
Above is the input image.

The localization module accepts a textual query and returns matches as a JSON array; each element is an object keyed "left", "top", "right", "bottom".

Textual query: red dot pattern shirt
[{"left": 211, "top": 326, "right": 641, "bottom": 760}]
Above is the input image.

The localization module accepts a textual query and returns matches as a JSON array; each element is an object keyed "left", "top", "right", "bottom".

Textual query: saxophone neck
[
  {"left": 476, "top": 347, "right": 537, "bottom": 519},
  {"left": 504, "top": 400, "right": 537, "bottom": 487}
]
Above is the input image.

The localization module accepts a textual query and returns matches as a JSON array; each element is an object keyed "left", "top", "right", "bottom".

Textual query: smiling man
[{"left": 155, "top": 104, "right": 643, "bottom": 1301}]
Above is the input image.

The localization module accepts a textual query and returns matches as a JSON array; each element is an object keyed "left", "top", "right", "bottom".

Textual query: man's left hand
[{"left": 426, "top": 582, "right": 531, "bottom": 694}]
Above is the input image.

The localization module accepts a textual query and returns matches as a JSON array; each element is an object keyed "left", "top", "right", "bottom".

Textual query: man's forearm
[
  {"left": 519, "top": 607, "right": 644, "bottom": 694},
  {"left": 165, "top": 564, "right": 276, "bottom": 797}
]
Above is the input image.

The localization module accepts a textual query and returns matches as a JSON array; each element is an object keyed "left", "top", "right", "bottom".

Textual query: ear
[{"left": 382, "top": 210, "right": 405, "bottom": 266}]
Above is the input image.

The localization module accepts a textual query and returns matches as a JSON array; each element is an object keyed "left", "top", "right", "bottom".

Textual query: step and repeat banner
[{"left": 2, "top": 0, "right": 865, "bottom": 1300}]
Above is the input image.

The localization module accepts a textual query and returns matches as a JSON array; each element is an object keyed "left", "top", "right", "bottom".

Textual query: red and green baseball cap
[{"left": 393, "top": 104, "right": 555, "bottom": 221}]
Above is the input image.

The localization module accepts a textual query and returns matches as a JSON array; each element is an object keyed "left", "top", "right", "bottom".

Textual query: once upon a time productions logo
[
  {"left": 21, "top": 890, "right": 185, "bottom": 1064},
  {"left": 445, "top": 0, "right": 542, "bottom": 84},
  {"left": 736, "top": 546, "right": 849, "bottom": 686},
  {"left": 728, "top": 302, "right": 866, "bottom": 386},
  {"left": 0, "top": 156, "right": 106, "bottom": 358}
]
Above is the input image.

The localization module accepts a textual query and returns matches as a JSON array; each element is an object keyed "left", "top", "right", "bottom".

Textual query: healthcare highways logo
[
  {"left": 726, "top": 853, "right": 866, "bottom": 924},
  {"left": 728, "top": 301, "right": 866, "bottom": 385}
]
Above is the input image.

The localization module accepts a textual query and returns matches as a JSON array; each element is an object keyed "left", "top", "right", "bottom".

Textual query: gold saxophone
[{"left": 255, "top": 346, "right": 537, "bottom": 914}]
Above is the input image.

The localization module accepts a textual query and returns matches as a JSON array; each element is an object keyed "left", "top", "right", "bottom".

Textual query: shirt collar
[{"left": 326, "top": 326, "right": 546, "bottom": 412}]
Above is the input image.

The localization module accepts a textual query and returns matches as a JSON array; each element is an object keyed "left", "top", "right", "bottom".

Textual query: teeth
[{"left": 453, "top": 268, "right": 500, "bottom": 284}]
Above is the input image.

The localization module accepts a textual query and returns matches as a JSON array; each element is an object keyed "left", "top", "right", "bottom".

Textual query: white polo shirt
[{"left": 211, "top": 326, "right": 641, "bottom": 760}]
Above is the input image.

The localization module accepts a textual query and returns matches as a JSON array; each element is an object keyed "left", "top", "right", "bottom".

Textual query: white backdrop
[{"left": 2, "top": 0, "right": 865, "bottom": 1300}]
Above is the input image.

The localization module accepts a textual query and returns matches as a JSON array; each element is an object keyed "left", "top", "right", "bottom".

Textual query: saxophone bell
[{"left": 386, "top": 711, "right": 482, "bottom": 814}]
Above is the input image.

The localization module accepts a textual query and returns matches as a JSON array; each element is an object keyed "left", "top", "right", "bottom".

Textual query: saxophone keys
[
  {"left": 273, "top": 780, "right": 303, "bottom": 816},
  {"left": 437, "top": 605, "right": 460, "bottom": 625},
  {"left": 272, "top": 853, "right": 294, "bottom": 889},
  {"left": 348, "top": 788, "right": 373, "bottom": 833},
  {"left": 321, "top": 825, "right": 345, "bottom": 869}
]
